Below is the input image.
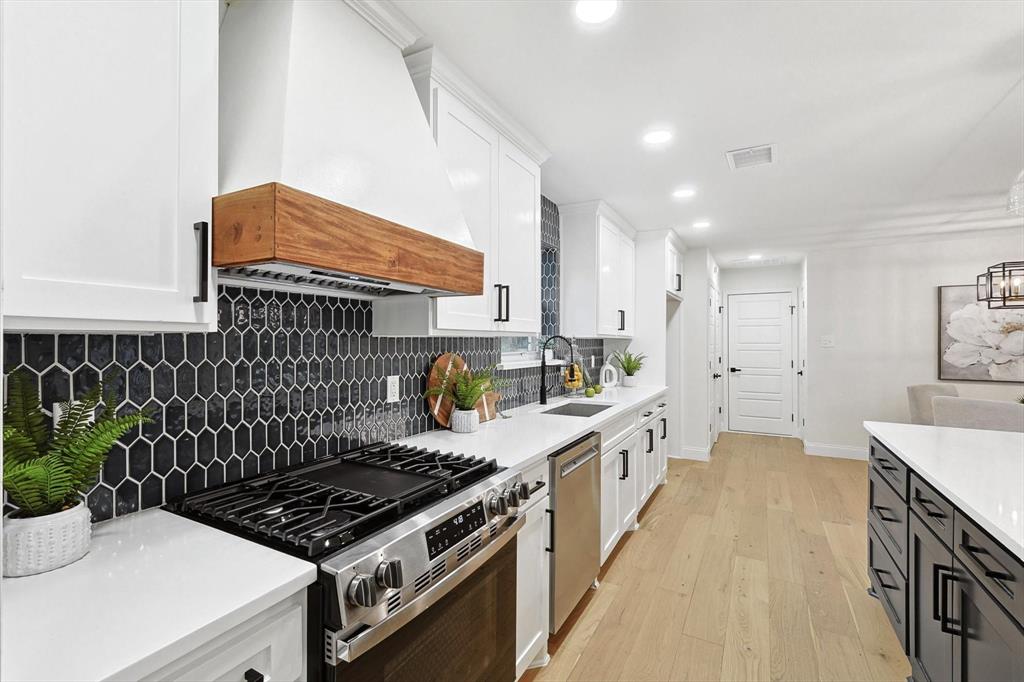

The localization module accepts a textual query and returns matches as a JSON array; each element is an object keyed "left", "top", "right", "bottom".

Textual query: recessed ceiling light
[
  {"left": 642, "top": 129, "right": 673, "bottom": 145},
  {"left": 748, "top": 253, "right": 763, "bottom": 260},
  {"left": 672, "top": 187, "right": 696, "bottom": 199},
  {"left": 575, "top": 0, "right": 618, "bottom": 24},
  {"left": 692, "top": 220, "right": 711, "bottom": 229}
]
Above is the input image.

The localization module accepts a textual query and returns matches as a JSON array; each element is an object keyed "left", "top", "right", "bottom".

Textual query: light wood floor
[{"left": 527, "top": 432, "right": 911, "bottom": 682}]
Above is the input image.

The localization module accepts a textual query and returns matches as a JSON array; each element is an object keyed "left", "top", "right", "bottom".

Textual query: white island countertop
[
  {"left": 864, "top": 421, "right": 1024, "bottom": 560},
  {"left": 1, "top": 509, "right": 316, "bottom": 682},
  {"left": 402, "top": 385, "right": 667, "bottom": 470}
]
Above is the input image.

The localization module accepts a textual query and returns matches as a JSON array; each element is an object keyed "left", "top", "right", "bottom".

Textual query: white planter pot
[
  {"left": 621, "top": 375, "right": 639, "bottom": 387},
  {"left": 450, "top": 409, "right": 480, "bottom": 434},
  {"left": 3, "top": 501, "right": 91, "bottom": 577}
]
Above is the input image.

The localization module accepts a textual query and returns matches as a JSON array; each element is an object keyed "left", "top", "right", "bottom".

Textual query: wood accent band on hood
[{"left": 212, "top": 183, "right": 484, "bottom": 295}]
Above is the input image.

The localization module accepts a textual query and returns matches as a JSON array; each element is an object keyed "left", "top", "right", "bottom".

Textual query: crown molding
[
  {"left": 405, "top": 47, "right": 551, "bottom": 166},
  {"left": 558, "top": 200, "right": 637, "bottom": 238},
  {"left": 344, "top": 0, "right": 422, "bottom": 51}
]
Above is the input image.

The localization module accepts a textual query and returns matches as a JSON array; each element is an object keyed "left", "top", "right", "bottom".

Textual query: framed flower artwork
[{"left": 938, "top": 284, "right": 1024, "bottom": 383}]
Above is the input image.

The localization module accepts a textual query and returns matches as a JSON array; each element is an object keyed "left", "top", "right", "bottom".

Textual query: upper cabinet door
[
  {"left": 619, "top": 232, "right": 636, "bottom": 336},
  {"left": 1, "top": 0, "right": 217, "bottom": 331},
  {"left": 433, "top": 88, "right": 500, "bottom": 332},
  {"left": 666, "top": 243, "right": 683, "bottom": 296},
  {"left": 597, "top": 217, "right": 620, "bottom": 336},
  {"left": 496, "top": 137, "right": 541, "bottom": 334}
]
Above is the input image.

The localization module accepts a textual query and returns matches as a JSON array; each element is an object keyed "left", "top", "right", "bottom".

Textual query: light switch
[{"left": 819, "top": 335, "right": 835, "bottom": 348}]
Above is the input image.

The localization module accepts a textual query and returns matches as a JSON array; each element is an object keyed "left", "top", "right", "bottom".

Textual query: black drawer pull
[
  {"left": 545, "top": 509, "right": 555, "bottom": 553},
  {"left": 876, "top": 458, "right": 898, "bottom": 473},
  {"left": 619, "top": 448, "right": 629, "bottom": 480},
  {"left": 874, "top": 505, "right": 900, "bottom": 523},
  {"left": 914, "top": 491, "right": 947, "bottom": 519},
  {"left": 961, "top": 542, "right": 1015, "bottom": 594},
  {"left": 528, "top": 481, "right": 546, "bottom": 495},
  {"left": 244, "top": 669, "right": 264, "bottom": 682},
  {"left": 939, "top": 570, "right": 961, "bottom": 636},
  {"left": 193, "top": 221, "right": 210, "bottom": 303},
  {"left": 872, "top": 566, "right": 899, "bottom": 591}
]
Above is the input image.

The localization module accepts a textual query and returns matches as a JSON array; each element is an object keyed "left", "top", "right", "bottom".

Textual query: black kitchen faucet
[{"left": 539, "top": 335, "right": 576, "bottom": 405}]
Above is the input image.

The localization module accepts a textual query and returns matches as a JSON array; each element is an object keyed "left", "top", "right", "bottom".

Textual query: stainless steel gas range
[{"left": 169, "top": 442, "right": 533, "bottom": 681}]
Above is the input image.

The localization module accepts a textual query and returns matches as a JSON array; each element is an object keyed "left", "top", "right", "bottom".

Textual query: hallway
[{"left": 530, "top": 432, "right": 911, "bottom": 682}]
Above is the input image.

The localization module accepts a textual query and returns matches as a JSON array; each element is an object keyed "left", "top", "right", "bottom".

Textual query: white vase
[
  {"left": 622, "top": 375, "right": 639, "bottom": 387},
  {"left": 450, "top": 409, "right": 480, "bottom": 434},
  {"left": 3, "top": 501, "right": 92, "bottom": 577}
]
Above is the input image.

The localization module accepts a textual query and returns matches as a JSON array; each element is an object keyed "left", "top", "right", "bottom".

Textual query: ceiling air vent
[{"left": 726, "top": 144, "right": 775, "bottom": 170}]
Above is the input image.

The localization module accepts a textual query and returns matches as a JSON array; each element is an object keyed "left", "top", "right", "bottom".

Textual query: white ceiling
[{"left": 393, "top": 0, "right": 1024, "bottom": 265}]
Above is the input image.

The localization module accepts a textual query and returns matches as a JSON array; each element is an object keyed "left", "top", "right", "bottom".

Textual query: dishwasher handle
[{"left": 559, "top": 446, "right": 599, "bottom": 478}]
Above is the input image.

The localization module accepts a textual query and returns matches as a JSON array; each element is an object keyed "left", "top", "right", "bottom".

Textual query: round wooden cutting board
[{"left": 426, "top": 353, "right": 501, "bottom": 428}]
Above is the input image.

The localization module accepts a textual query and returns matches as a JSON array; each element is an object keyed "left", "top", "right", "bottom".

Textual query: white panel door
[
  {"left": 1, "top": 0, "right": 217, "bottom": 331},
  {"left": 596, "top": 218, "right": 620, "bottom": 336},
  {"left": 727, "top": 292, "right": 794, "bottom": 435},
  {"left": 515, "top": 499, "right": 549, "bottom": 679},
  {"left": 496, "top": 137, "right": 541, "bottom": 333},
  {"left": 433, "top": 88, "right": 499, "bottom": 332},
  {"left": 617, "top": 433, "right": 639, "bottom": 533},
  {"left": 600, "top": 448, "right": 622, "bottom": 563},
  {"left": 618, "top": 232, "right": 636, "bottom": 336}
]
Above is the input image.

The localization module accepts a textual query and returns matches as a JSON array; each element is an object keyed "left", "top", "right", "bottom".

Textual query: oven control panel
[{"left": 425, "top": 501, "right": 486, "bottom": 560}]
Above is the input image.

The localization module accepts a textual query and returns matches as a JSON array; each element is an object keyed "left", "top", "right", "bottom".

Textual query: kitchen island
[{"left": 863, "top": 421, "right": 1024, "bottom": 682}]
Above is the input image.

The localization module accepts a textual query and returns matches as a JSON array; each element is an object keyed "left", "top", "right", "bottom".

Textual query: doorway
[
  {"left": 727, "top": 291, "right": 795, "bottom": 436},
  {"left": 708, "top": 285, "right": 724, "bottom": 446}
]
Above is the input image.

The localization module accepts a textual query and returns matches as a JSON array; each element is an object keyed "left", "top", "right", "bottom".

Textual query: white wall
[
  {"left": 719, "top": 264, "right": 802, "bottom": 295},
  {"left": 805, "top": 229, "right": 1024, "bottom": 456}
]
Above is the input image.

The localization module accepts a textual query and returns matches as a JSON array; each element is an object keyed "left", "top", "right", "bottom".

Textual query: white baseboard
[
  {"left": 803, "top": 441, "right": 868, "bottom": 460},
  {"left": 674, "top": 447, "right": 710, "bottom": 462}
]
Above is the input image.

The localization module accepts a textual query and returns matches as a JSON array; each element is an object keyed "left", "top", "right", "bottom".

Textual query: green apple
[
  {"left": 593, "top": 385, "right": 603, "bottom": 394},
  {"left": 585, "top": 387, "right": 596, "bottom": 398}
]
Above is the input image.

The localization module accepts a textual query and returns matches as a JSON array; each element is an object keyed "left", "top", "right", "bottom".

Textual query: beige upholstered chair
[
  {"left": 907, "top": 384, "right": 959, "bottom": 425},
  {"left": 932, "top": 396, "right": 1024, "bottom": 433}
]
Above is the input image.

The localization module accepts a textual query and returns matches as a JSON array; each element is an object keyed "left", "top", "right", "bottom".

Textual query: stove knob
[
  {"left": 376, "top": 558, "right": 404, "bottom": 589},
  {"left": 347, "top": 574, "right": 379, "bottom": 608},
  {"left": 518, "top": 481, "right": 531, "bottom": 502},
  {"left": 504, "top": 486, "right": 521, "bottom": 509},
  {"left": 488, "top": 493, "right": 509, "bottom": 516}
]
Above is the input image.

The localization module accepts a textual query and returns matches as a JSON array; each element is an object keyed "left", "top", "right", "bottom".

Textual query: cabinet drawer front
[
  {"left": 637, "top": 402, "right": 660, "bottom": 427},
  {"left": 519, "top": 459, "right": 549, "bottom": 513},
  {"left": 869, "top": 524, "right": 908, "bottom": 651},
  {"left": 909, "top": 473, "right": 955, "bottom": 550},
  {"left": 869, "top": 465, "right": 909, "bottom": 577},
  {"left": 601, "top": 413, "right": 637, "bottom": 449},
  {"left": 869, "top": 438, "right": 908, "bottom": 501},
  {"left": 954, "top": 511, "right": 1024, "bottom": 628}
]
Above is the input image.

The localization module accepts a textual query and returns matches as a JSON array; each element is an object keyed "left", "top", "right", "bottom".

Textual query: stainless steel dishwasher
[{"left": 548, "top": 431, "right": 602, "bottom": 634}]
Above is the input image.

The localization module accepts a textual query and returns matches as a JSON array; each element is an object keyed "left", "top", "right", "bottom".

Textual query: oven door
[{"left": 331, "top": 535, "right": 518, "bottom": 682}]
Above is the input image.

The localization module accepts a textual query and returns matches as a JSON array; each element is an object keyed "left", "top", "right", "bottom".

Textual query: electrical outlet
[
  {"left": 386, "top": 375, "right": 400, "bottom": 403},
  {"left": 819, "top": 334, "right": 835, "bottom": 348}
]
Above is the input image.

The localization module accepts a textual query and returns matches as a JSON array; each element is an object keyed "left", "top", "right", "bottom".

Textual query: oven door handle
[{"left": 328, "top": 514, "right": 526, "bottom": 664}]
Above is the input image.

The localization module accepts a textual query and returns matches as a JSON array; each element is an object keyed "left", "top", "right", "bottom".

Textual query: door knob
[
  {"left": 797, "top": 370, "right": 804, "bottom": 376},
  {"left": 712, "top": 373, "right": 722, "bottom": 379},
  {"left": 729, "top": 367, "right": 742, "bottom": 373}
]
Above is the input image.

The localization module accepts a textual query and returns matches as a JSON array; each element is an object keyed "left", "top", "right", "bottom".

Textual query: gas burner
[{"left": 169, "top": 442, "right": 500, "bottom": 559}]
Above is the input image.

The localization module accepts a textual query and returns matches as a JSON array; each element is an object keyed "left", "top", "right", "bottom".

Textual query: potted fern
[
  {"left": 424, "top": 364, "right": 498, "bottom": 434},
  {"left": 3, "top": 371, "right": 149, "bottom": 577},
  {"left": 613, "top": 349, "right": 647, "bottom": 387}
]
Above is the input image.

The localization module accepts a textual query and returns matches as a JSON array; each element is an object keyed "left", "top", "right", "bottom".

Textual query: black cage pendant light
[{"left": 977, "top": 261, "right": 1024, "bottom": 309}]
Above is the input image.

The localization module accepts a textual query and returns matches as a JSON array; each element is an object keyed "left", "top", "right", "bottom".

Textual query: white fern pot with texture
[
  {"left": 450, "top": 409, "right": 480, "bottom": 434},
  {"left": 3, "top": 501, "right": 91, "bottom": 577},
  {"left": 622, "top": 375, "right": 639, "bottom": 387}
]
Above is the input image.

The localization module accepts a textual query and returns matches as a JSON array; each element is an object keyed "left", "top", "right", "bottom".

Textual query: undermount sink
[{"left": 541, "top": 402, "right": 614, "bottom": 418}]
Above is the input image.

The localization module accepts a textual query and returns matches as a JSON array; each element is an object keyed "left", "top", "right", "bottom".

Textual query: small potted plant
[
  {"left": 613, "top": 349, "right": 647, "bottom": 388},
  {"left": 3, "top": 371, "right": 149, "bottom": 577},
  {"left": 424, "top": 364, "right": 498, "bottom": 434}
]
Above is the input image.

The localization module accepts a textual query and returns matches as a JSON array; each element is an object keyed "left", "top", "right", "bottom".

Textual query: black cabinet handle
[
  {"left": 875, "top": 458, "right": 898, "bottom": 473},
  {"left": 493, "top": 284, "right": 504, "bottom": 322},
  {"left": 914, "top": 491, "right": 947, "bottom": 520},
  {"left": 675, "top": 273, "right": 682, "bottom": 292},
  {"left": 528, "top": 480, "right": 546, "bottom": 495},
  {"left": 618, "top": 309, "right": 625, "bottom": 331},
  {"left": 871, "top": 566, "right": 899, "bottom": 591},
  {"left": 619, "top": 448, "right": 629, "bottom": 480},
  {"left": 660, "top": 417, "right": 667, "bottom": 440},
  {"left": 503, "top": 285, "right": 510, "bottom": 321},
  {"left": 729, "top": 367, "right": 742, "bottom": 373},
  {"left": 646, "top": 428, "right": 654, "bottom": 453},
  {"left": 193, "top": 221, "right": 209, "bottom": 303},
  {"left": 939, "top": 570, "right": 961, "bottom": 636},
  {"left": 960, "top": 542, "right": 1014, "bottom": 591},
  {"left": 545, "top": 508, "right": 554, "bottom": 553},
  {"left": 244, "top": 669, "right": 264, "bottom": 682},
  {"left": 932, "top": 563, "right": 944, "bottom": 623},
  {"left": 873, "top": 505, "right": 899, "bottom": 524}
]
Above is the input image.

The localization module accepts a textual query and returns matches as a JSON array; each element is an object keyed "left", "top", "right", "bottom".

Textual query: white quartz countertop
[
  {"left": 864, "top": 421, "right": 1024, "bottom": 560},
  {"left": 402, "top": 385, "right": 668, "bottom": 471},
  {"left": 1, "top": 509, "right": 317, "bottom": 682}
]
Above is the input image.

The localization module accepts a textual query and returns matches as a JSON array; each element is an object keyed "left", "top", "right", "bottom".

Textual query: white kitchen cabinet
[
  {"left": 666, "top": 242, "right": 684, "bottom": 298},
  {"left": 143, "top": 591, "right": 305, "bottom": 682},
  {"left": 600, "top": 445, "right": 623, "bottom": 564},
  {"left": 516, "top": 493, "right": 550, "bottom": 679},
  {"left": 373, "top": 47, "right": 547, "bottom": 337},
  {"left": 560, "top": 201, "right": 637, "bottom": 338},
  {"left": 617, "top": 432, "right": 640, "bottom": 535},
  {"left": 1, "top": 0, "right": 218, "bottom": 332}
]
